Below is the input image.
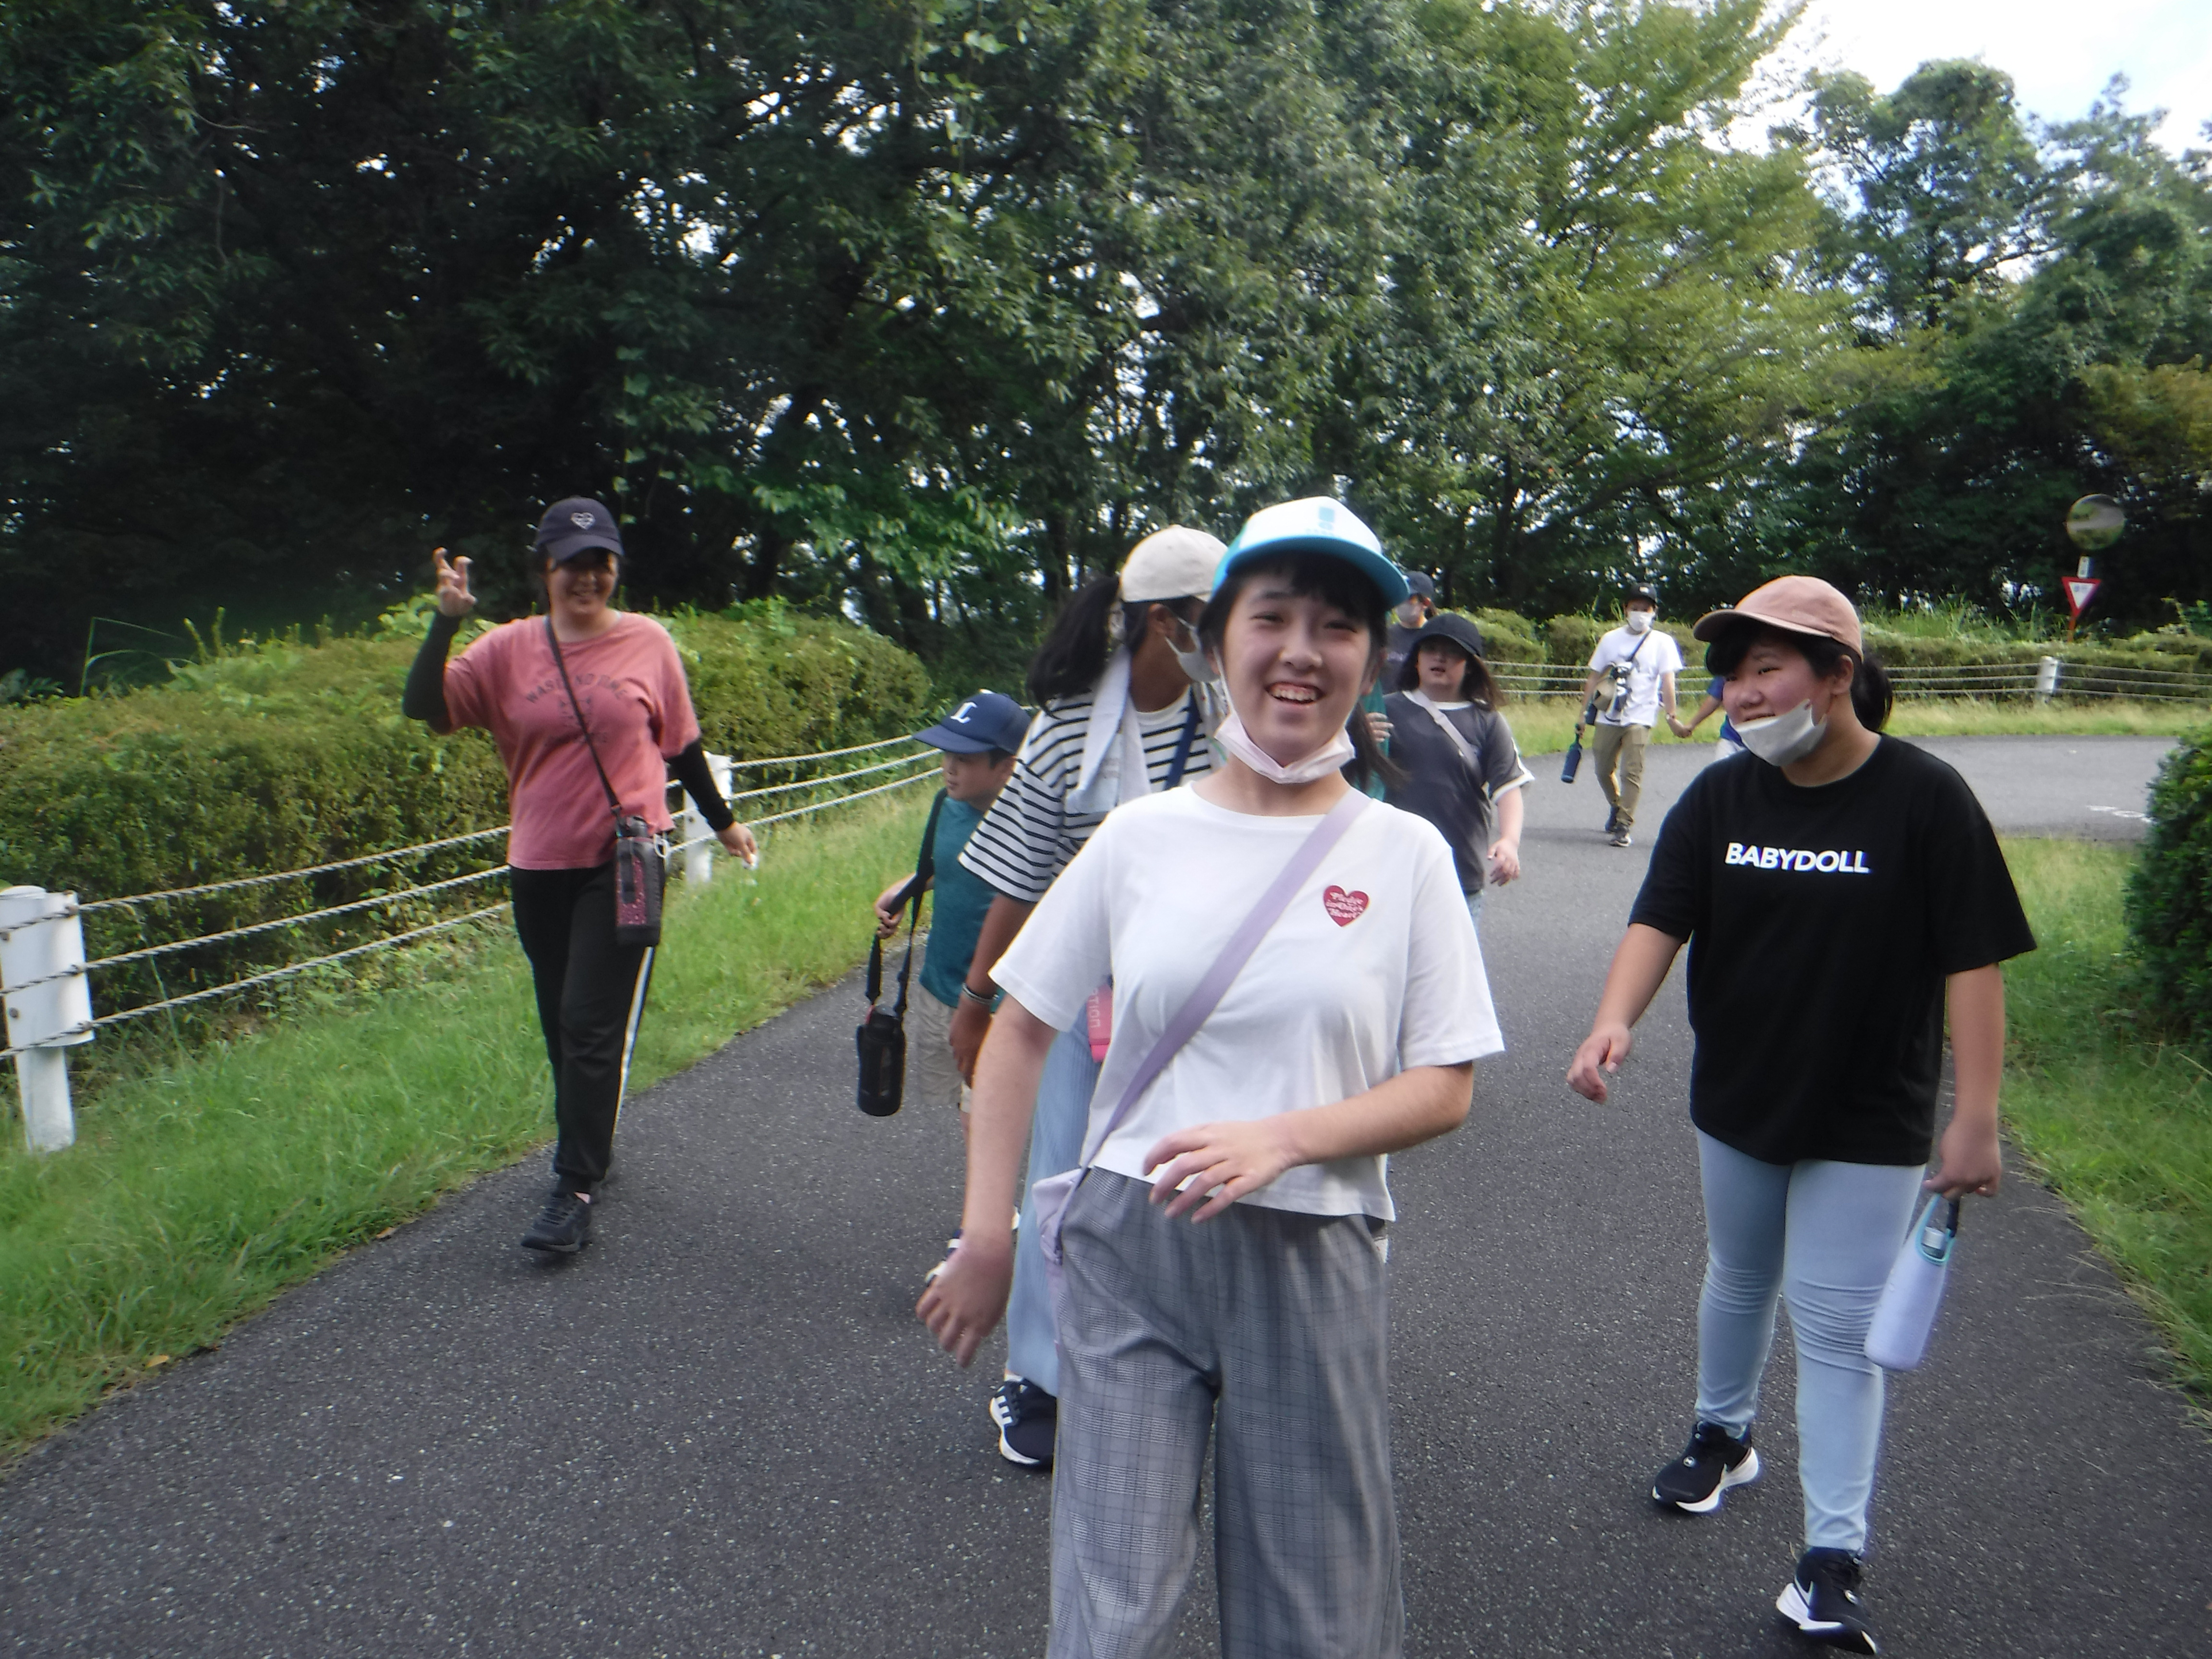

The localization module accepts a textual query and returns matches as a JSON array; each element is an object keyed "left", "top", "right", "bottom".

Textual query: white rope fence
[
  {"left": 0, "top": 735, "right": 943, "bottom": 1146},
  {"left": 1488, "top": 655, "right": 2210, "bottom": 704}
]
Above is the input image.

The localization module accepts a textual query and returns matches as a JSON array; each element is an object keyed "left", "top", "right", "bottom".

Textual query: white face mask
[
  {"left": 1215, "top": 705, "right": 1356, "bottom": 786},
  {"left": 1737, "top": 698, "right": 1828, "bottom": 767},
  {"left": 1166, "top": 617, "right": 1217, "bottom": 687},
  {"left": 1624, "top": 609, "right": 1654, "bottom": 634}
]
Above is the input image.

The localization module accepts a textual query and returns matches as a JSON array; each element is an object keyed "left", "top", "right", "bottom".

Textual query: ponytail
[{"left": 1026, "top": 576, "right": 1121, "bottom": 704}]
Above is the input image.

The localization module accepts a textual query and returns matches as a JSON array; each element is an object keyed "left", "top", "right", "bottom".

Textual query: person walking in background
[
  {"left": 1382, "top": 570, "right": 1438, "bottom": 686},
  {"left": 1382, "top": 613, "right": 1531, "bottom": 934},
  {"left": 869, "top": 690, "right": 1030, "bottom": 1133},
  {"left": 1567, "top": 576, "right": 2033, "bottom": 1655},
  {"left": 919, "top": 498, "right": 1499, "bottom": 1658},
  {"left": 401, "top": 499, "right": 756, "bottom": 1257},
  {"left": 1579, "top": 587, "right": 1683, "bottom": 848},
  {"left": 1672, "top": 675, "right": 1746, "bottom": 760},
  {"left": 942, "top": 526, "right": 1224, "bottom": 1467}
]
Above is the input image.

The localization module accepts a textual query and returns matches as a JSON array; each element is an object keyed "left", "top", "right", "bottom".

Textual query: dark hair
[
  {"left": 1198, "top": 552, "right": 1402, "bottom": 792},
  {"left": 1395, "top": 637, "right": 1502, "bottom": 708},
  {"left": 1705, "top": 622, "right": 1892, "bottom": 732},
  {"left": 1025, "top": 577, "right": 1202, "bottom": 704},
  {"left": 986, "top": 746, "right": 1014, "bottom": 765}
]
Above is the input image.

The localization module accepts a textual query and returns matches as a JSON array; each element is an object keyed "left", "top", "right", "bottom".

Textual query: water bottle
[
  {"left": 1561, "top": 730, "right": 1584, "bottom": 782},
  {"left": 1864, "top": 1197, "right": 1961, "bottom": 1371}
]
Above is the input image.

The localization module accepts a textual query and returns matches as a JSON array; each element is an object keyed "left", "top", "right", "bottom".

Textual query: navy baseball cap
[
  {"left": 1216, "top": 498, "right": 1410, "bottom": 608},
  {"left": 534, "top": 497, "right": 625, "bottom": 564},
  {"left": 1409, "top": 613, "right": 1486, "bottom": 661},
  {"left": 916, "top": 690, "right": 1030, "bottom": 755},
  {"left": 1404, "top": 572, "right": 1437, "bottom": 600}
]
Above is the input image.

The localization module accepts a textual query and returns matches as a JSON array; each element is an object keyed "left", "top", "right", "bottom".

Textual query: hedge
[
  {"left": 0, "top": 606, "right": 930, "bottom": 1023},
  {"left": 2125, "top": 733, "right": 2212, "bottom": 1050}
]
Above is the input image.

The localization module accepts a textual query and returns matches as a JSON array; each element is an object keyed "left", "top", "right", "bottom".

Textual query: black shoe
[
  {"left": 520, "top": 1187, "right": 591, "bottom": 1255},
  {"left": 989, "top": 1377, "right": 1057, "bottom": 1468},
  {"left": 1651, "top": 1421, "right": 1760, "bottom": 1513},
  {"left": 1777, "top": 1549, "right": 1878, "bottom": 1653}
]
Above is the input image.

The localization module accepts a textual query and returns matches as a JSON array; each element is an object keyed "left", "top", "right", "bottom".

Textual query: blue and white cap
[
  {"left": 1215, "top": 498, "right": 1409, "bottom": 608},
  {"left": 914, "top": 689, "right": 1031, "bottom": 755}
]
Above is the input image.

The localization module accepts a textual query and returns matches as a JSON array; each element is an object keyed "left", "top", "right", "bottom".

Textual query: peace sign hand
[{"left": 433, "top": 547, "right": 476, "bottom": 617}]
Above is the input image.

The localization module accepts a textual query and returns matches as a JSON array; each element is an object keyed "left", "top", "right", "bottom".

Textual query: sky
[{"left": 1766, "top": 0, "right": 2212, "bottom": 154}]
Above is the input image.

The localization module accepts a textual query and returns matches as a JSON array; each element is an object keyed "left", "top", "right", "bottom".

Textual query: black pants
[{"left": 509, "top": 862, "right": 656, "bottom": 1194}]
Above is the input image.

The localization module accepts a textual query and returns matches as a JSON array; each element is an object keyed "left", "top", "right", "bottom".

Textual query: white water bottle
[{"left": 1864, "top": 1197, "right": 1961, "bottom": 1371}]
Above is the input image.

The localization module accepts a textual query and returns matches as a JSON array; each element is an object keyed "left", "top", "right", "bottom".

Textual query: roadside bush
[
  {"left": 1461, "top": 609, "right": 1542, "bottom": 666},
  {"left": 0, "top": 609, "right": 929, "bottom": 1022},
  {"left": 2125, "top": 731, "right": 2212, "bottom": 1051}
]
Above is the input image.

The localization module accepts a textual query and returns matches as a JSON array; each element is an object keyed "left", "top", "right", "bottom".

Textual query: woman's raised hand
[{"left": 433, "top": 547, "right": 476, "bottom": 617}]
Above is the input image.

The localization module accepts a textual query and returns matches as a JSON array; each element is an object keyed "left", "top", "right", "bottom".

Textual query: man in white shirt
[{"left": 1580, "top": 587, "right": 1682, "bottom": 847}]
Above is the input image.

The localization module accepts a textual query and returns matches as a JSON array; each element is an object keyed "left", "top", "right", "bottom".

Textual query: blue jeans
[
  {"left": 1693, "top": 1131, "right": 1923, "bottom": 1553},
  {"left": 1005, "top": 1022, "right": 1102, "bottom": 1394}
]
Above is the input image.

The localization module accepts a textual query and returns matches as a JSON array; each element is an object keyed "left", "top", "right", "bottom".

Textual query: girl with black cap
[
  {"left": 921, "top": 499, "right": 1501, "bottom": 1658},
  {"left": 401, "top": 498, "right": 756, "bottom": 1256},
  {"left": 1568, "top": 575, "right": 2033, "bottom": 1654},
  {"left": 1382, "top": 613, "right": 1532, "bottom": 932}
]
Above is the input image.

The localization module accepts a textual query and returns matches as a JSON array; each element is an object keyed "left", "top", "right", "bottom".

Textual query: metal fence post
[
  {"left": 2035, "top": 656, "right": 2061, "bottom": 704},
  {"left": 0, "top": 886, "right": 94, "bottom": 1152}
]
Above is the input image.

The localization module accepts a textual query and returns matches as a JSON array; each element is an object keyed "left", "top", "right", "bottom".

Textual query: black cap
[
  {"left": 1625, "top": 586, "right": 1659, "bottom": 609},
  {"left": 1408, "top": 612, "right": 1486, "bottom": 661},
  {"left": 1403, "top": 571, "right": 1437, "bottom": 600},
  {"left": 534, "top": 497, "right": 625, "bottom": 564},
  {"left": 915, "top": 690, "right": 1031, "bottom": 755}
]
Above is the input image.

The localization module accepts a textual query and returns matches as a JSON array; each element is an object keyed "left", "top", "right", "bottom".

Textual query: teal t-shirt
[{"left": 918, "top": 795, "right": 996, "bottom": 1009}]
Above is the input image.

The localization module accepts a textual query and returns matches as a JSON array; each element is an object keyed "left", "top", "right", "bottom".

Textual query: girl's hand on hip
[
  {"left": 1142, "top": 1119, "right": 1298, "bottom": 1222},
  {"left": 717, "top": 821, "right": 759, "bottom": 867},
  {"left": 915, "top": 1231, "right": 1013, "bottom": 1368},
  {"left": 1566, "top": 1023, "right": 1634, "bottom": 1103},
  {"left": 433, "top": 548, "right": 476, "bottom": 617},
  {"left": 1926, "top": 1114, "right": 2003, "bottom": 1199}
]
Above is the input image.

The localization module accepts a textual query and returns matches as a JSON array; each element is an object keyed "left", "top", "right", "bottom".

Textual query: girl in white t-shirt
[{"left": 919, "top": 498, "right": 1502, "bottom": 1659}]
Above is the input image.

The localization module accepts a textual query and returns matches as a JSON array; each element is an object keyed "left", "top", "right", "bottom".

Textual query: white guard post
[
  {"left": 2035, "top": 656, "right": 2061, "bottom": 704},
  {"left": 0, "top": 886, "right": 95, "bottom": 1152},
  {"left": 681, "top": 751, "right": 736, "bottom": 884}
]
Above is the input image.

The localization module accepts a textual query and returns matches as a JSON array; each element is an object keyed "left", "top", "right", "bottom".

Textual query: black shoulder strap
[
  {"left": 545, "top": 617, "right": 624, "bottom": 823},
  {"left": 866, "top": 788, "right": 946, "bottom": 1010}
]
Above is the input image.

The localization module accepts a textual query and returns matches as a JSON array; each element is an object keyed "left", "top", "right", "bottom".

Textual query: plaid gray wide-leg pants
[{"left": 1049, "top": 1170, "right": 1402, "bottom": 1659}]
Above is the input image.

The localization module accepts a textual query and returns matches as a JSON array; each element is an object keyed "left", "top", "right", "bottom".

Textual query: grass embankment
[
  {"left": 0, "top": 793, "right": 933, "bottom": 1460},
  {"left": 2000, "top": 837, "right": 2212, "bottom": 1404},
  {"left": 1501, "top": 697, "right": 2199, "bottom": 755}
]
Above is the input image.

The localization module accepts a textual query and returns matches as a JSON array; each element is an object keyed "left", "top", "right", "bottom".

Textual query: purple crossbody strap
[{"left": 1074, "top": 788, "right": 1369, "bottom": 1168}]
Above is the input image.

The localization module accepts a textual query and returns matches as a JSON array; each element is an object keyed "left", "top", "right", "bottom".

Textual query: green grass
[
  {"left": 0, "top": 793, "right": 934, "bottom": 1459},
  {"left": 2000, "top": 837, "right": 2212, "bottom": 1405},
  {"left": 1498, "top": 697, "right": 2204, "bottom": 756}
]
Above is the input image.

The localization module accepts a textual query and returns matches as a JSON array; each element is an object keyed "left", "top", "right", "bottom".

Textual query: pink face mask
[{"left": 1214, "top": 703, "right": 1356, "bottom": 785}]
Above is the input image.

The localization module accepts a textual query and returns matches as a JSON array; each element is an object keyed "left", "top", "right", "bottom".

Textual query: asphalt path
[{"left": 2, "top": 735, "right": 2203, "bottom": 1658}]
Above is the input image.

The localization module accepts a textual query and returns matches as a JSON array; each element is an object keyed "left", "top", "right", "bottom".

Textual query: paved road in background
[{"left": 2, "top": 735, "right": 2202, "bottom": 1658}]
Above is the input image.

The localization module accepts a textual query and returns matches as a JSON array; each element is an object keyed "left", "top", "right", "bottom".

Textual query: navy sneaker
[
  {"left": 989, "top": 1377, "right": 1057, "bottom": 1468},
  {"left": 1651, "top": 1421, "right": 1760, "bottom": 1513},
  {"left": 520, "top": 1188, "right": 591, "bottom": 1255},
  {"left": 1777, "top": 1549, "right": 1878, "bottom": 1654}
]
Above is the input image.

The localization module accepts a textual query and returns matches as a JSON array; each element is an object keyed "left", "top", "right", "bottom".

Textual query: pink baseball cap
[{"left": 1693, "top": 575, "right": 1863, "bottom": 656}]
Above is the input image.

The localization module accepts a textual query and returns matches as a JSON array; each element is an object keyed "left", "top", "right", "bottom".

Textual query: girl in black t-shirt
[
  {"left": 1381, "top": 614, "right": 1532, "bottom": 932},
  {"left": 1567, "top": 576, "right": 2033, "bottom": 1656}
]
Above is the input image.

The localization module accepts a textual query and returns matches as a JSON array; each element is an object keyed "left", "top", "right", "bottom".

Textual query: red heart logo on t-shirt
[{"left": 1322, "top": 885, "right": 1369, "bottom": 926}]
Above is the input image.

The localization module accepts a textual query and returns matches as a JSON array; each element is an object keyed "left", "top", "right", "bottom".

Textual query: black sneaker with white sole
[
  {"left": 1651, "top": 1421, "right": 1760, "bottom": 1513},
  {"left": 989, "top": 1377, "right": 1057, "bottom": 1468},
  {"left": 520, "top": 1187, "right": 591, "bottom": 1255},
  {"left": 1777, "top": 1548, "right": 1878, "bottom": 1654}
]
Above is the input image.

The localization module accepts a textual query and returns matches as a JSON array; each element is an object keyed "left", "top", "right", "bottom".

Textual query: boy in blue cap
[{"left": 872, "top": 690, "right": 1032, "bottom": 1125}]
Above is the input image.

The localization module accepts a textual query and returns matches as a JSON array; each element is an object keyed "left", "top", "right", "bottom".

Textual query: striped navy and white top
[{"left": 958, "top": 687, "right": 1213, "bottom": 904}]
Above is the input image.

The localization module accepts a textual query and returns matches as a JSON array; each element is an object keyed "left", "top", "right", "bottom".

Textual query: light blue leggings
[
  {"left": 1004, "top": 1022, "right": 1103, "bottom": 1395},
  {"left": 1693, "top": 1131, "right": 1923, "bottom": 1554}
]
